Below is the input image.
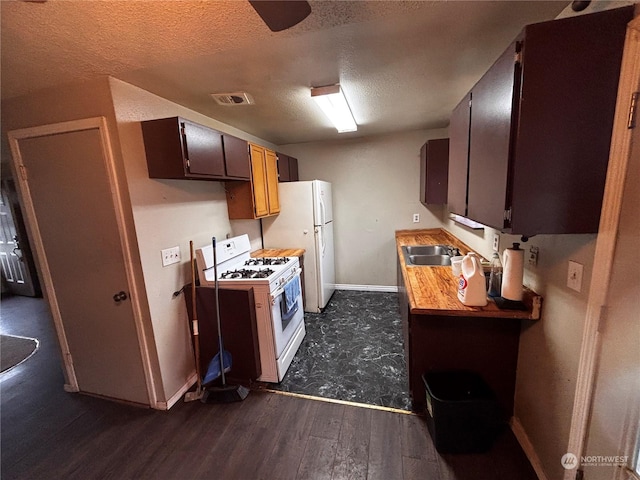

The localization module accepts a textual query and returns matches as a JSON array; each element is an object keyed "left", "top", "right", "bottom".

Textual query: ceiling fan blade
[{"left": 249, "top": 1, "right": 311, "bottom": 32}]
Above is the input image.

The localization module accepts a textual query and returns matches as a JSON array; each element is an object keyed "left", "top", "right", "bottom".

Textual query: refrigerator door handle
[
  {"left": 315, "top": 226, "right": 325, "bottom": 256},
  {"left": 319, "top": 198, "right": 326, "bottom": 227}
]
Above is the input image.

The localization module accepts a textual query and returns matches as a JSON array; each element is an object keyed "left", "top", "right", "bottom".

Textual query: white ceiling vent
[{"left": 210, "top": 92, "right": 255, "bottom": 106}]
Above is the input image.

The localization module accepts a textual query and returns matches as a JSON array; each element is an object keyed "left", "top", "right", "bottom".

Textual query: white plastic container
[
  {"left": 451, "top": 256, "right": 464, "bottom": 277},
  {"left": 457, "top": 252, "right": 488, "bottom": 306}
]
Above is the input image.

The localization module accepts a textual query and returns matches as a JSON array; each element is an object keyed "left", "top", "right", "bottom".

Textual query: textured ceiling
[{"left": 1, "top": 1, "right": 568, "bottom": 145}]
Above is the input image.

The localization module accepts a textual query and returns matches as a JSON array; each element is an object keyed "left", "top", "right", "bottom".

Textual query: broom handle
[
  {"left": 212, "top": 237, "right": 226, "bottom": 386},
  {"left": 190, "top": 241, "right": 202, "bottom": 390}
]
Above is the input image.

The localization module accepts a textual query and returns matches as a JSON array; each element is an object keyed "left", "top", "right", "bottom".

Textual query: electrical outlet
[
  {"left": 567, "top": 261, "right": 584, "bottom": 292},
  {"left": 529, "top": 246, "right": 539, "bottom": 267},
  {"left": 161, "top": 246, "right": 181, "bottom": 267},
  {"left": 492, "top": 234, "right": 500, "bottom": 252},
  {"left": 413, "top": 213, "right": 420, "bottom": 223}
]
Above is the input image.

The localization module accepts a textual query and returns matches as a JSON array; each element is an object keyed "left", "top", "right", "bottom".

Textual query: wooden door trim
[
  {"left": 7, "top": 117, "right": 159, "bottom": 408},
  {"left": 564, "top": 15, "right": 640, "bottom": 479}
]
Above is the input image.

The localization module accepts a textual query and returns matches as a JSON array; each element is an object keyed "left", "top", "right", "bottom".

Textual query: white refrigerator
[{"left": 262, "top": 180, "right": 335, "bottom": 313}]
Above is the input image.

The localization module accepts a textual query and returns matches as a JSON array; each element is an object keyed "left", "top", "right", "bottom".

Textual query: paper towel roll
[{"left": 501, "top": 243, "right": 524, "bottom": 301}]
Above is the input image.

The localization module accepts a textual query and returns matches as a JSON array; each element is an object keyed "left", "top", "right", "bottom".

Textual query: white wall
[
  {"left": 108, "top": 78, "right": 275, "bottom": 403},
  {"left": 279, "top": 128, "right": 448, "bottom": 287}
]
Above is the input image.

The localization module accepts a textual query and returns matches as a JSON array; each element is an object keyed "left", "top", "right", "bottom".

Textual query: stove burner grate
[{"left": 244, "top": 257, "right": 290, "bottom": 267}]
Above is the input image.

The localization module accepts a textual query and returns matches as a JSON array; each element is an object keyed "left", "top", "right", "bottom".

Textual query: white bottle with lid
[{"left": 457, "top": 252, "right": 488, "bottom": 306}]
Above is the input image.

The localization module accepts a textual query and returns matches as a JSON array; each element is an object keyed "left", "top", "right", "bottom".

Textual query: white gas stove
[{"left": 195, "top": 235, "right": 305, "bottom": 383}]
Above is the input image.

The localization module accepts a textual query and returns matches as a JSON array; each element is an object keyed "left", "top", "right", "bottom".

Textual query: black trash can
[{"left": 422, "top": 370, "right": 503, "bottom": 454}]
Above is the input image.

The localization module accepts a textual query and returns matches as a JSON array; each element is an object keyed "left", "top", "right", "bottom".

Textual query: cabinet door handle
[{"left": 113, "top": 291, "right": 128, "bottom": 303}]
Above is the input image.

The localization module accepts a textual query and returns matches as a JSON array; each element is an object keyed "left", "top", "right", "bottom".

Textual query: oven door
[{"left": 271, "top": 270, "right": 305, "bottom": 358}]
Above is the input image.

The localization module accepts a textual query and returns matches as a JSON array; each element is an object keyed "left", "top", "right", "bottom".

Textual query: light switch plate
[
  {"left": 161, "top": 246, "right": 181, "bottom": 267},
  {"left": 567, "top": 261, "right": 583, "bottom": 292}
]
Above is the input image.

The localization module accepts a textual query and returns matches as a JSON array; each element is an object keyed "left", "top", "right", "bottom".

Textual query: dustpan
[{"left": 201, "top": 348, "right": 232, "bottom": 387}]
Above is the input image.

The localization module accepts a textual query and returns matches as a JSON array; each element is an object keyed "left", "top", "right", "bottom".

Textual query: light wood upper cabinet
[
  {"left": 250, "top": 143, "right": 269, "bottom": 217},
  {"left": 226, "top": 143, "right": 280, "bottom": 219},
  {"left": 265, "top": 149, "right": 280, "bottom": 214}
]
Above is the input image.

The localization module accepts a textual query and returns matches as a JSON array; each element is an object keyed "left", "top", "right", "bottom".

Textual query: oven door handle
[{"left": 270, "top": 267, "right": 302, "bottom": 304}]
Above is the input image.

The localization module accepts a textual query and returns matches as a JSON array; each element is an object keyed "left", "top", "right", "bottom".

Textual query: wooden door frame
[
  {"left": 564, "top": 15, "right": 640, "bottom": 480},
  {"left": 7, "top": 116, "right": 159, "bottom": 407}
]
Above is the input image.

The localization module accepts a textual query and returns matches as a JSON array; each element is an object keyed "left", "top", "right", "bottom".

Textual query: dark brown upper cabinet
[
  {"left": 448, "top": 6, "right": 633, "bottom": 237},
  {"left": 141, "top": 117, "right": 250, "bottom": 181},
  {"left": 222, "top": 135, "right": 251, "bottom": 179},
  {"left": 467, "top": 41, "right": 518, "bottom": 230},
  {"left": 277, "top": 152, "right": 299, "bottom": 182},
  {"left": 420, "top": 138, "right": 449, "bottom": 205},
  {"left": 448, "top": 93, "right": 471, "bottom": 216}
]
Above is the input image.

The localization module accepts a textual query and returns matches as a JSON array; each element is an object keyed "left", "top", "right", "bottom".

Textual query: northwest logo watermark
[{"left": 561, "top": 453, "right": 629, "bottom": 469}]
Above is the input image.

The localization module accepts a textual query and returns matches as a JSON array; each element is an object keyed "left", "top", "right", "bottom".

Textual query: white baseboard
[
  {"left": 161, "top": 372, "right": 198, "bottom": 410},
  {"left": 335, "top": 284, "right": 398, "bottom": 293},
  {"left": 511, "top": 416, "right": 548, "bottom": 480}
]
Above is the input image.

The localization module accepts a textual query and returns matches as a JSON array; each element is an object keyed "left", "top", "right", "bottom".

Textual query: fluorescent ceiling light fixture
[{"left": 311, "top": 85, "right": 357, "bottom": 133}]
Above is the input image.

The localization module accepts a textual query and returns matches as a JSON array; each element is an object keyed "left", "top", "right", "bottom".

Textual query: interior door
[
  {"left": 569, "top": 19, "right": 640, "bottom": 479},
  {"left": 0, "top": 183, "right": 38, "bottom": 296},
  {"left": 9, "top": 120, "right": 149, "bottom": 404},
  {"left": 582, "top": 77, "right": 640, "bottom": 480}
]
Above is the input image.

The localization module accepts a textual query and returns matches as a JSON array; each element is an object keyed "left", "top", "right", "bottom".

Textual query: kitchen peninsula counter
[
  {"left": 251, "top": 248, "right": 305, "bottom": 258},
  {"left": 396, "top": 229, "right": 541, "bottom": 319},
  {"left": 396, "top": 228, "right": 542, "bottom": 415}
]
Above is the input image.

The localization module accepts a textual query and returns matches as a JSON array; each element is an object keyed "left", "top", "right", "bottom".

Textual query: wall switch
[
  {"left": 161, "top": 246, "right": 181, "bottom": 267},
  {"left": 567, "top": 261, "right": 584, "bottom": 292},
  {"left": 413, "top": 213, "right": 420, "bottom": 223},
  {"left": 492, "top": 234, "right": 500, "bottom": 252},
  {"left": 529, "top": 246, "right": 539, "bottom": 267}
]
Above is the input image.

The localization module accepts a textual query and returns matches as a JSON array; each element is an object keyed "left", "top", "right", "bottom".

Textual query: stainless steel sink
[
  {"left": 401, "top": 245, "right": 454, "bottom": 266},
  {"left": 403, "top": 245, "right": 450, "bottom": 256},
  {"left": 407, "top": 254, "right": 452, "bottom": 266}
]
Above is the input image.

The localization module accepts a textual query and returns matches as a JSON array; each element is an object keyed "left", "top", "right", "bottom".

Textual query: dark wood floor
[{"left": 0, "top": 294, "right": 538, "bottom": 480}]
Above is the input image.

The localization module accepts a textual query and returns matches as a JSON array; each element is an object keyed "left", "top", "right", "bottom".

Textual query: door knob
[{"left": 113, "top": 291, "right": 128, "bottom": 303}]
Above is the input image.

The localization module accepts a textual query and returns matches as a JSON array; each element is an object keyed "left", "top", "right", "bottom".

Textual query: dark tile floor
[{"left": 268, "top": 290, "right": 412, "bottom": 411}]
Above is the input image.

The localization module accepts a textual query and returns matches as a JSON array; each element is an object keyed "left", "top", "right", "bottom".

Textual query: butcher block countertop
[
  {"left": 396, "top": 228, "right": 541, "bottom": 320},
  {"left": 251, "top": 248, "right": 305, "bottom": 258}
]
